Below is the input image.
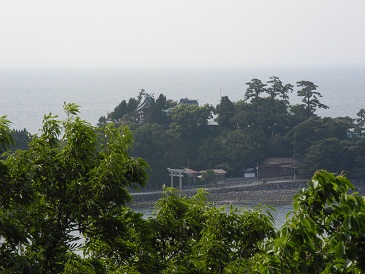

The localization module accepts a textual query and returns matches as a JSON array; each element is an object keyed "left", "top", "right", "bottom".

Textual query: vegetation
[
  {"left": 259, "top": 170, "right": 365, "bottom": 273},
  {"left": 0, "top": 104, "right": 149, "bottom": 273},
  {"left": 94, "top": 76, "right": 364, "bottom": 189},
  {"left": 8, "top": 76, "right": 365, "bottom": 189},
  {"left": 1, "top": 106, "right": 365, "bottom": 273}
]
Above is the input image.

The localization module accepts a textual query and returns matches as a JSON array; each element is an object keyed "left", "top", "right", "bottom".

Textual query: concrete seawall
[
  {"left": 130, "top": 179, "right": 365, "bottom": 208},
  {"left": 130, "top": 180, "right": 307, "bottom": 207}
]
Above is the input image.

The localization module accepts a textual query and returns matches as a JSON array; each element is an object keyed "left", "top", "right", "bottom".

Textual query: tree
[
  {"left": 300, "top": 137, "right": 347, "bottom": 175},
  {"left": 106, "top": 97, "right": 139, "bottom": 123},
  {"left": 169, "top": 104, "right": 213, "bottom": 137},
  {"left": 216, "top": 95, "right": 235, "bottom": 129},
  {"left": 165, "top": 104, "right": 214, "bottom": 169},
  {"left": 230, "top": 100, "right": 255, "bottom": 130},
  {"left": 147, "top": 188, "right": 210, "bottom": 272},
  {"left": 148, "top": 94, "right": 173, "bottom": 126},
  {"left": 266, "top": 76, "right": 293, "bottom": 103},
  {"left": 0, "top": 116, "right": 14, "bottom": 152},
  {"left": 191, "top": 205, "right": 274, "bottom": 273},
  {"left": 198, "top": 129, "right": 265, "bottom": 175},
  {"left": 259, "top": 170, "right": 365, "bottom": 273},
  {"left": 296, "top": 80, "right": 329, "bottom": 117},
  {"left": 0, "top": 103, "right": 148, "bottom": 273},
  {"left": 9, "top": 129, "right": 31, "bottom": 151},
  {"left": 147, "top": 187, "right": 275, "bottom": 273},
  {"left": 244, "top": 78, "right": 266, "bottom": 109},
  {"left": 132, "top": 123, "right": 169, "bottom": 189},
  {"left": 285, "top": 116, "right": 351, "bottom": 161},
  {"left": 355, "top": 108, "right": 365, "bottom": 135}
]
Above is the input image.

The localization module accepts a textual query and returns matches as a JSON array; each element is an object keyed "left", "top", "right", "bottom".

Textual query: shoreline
[
  {"left": 129, "top": 181, "right": 307, "bottom": 208},
  {"left": 129, "top": 179, "right": 365, "bottom": 209}
]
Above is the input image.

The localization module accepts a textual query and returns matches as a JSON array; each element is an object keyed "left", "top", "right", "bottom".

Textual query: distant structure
[
  {"left": 167, "top": 168, "right": 184, "bottom": 190},
  {"left": 162, "top": 98, "right": 199, "bottom": 115},
  {"left": 167, "top": 167, "right": 227, "bottom": 188},
  {"left": 179, "top": 98, "right": 199, "bottom": 106},
  {"left": 258, "top": 158, "right": 297, "bottom": 178},
  {"left": 134, "top": 95, "right": 154, "bottom": 124},
  {"left": 200, "top": 169, "right": 227, "bottom": 184}
]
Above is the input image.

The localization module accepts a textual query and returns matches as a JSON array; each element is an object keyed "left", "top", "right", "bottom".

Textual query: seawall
[{"left": 130, "top": 179, "right": 365, "bottom": 208}]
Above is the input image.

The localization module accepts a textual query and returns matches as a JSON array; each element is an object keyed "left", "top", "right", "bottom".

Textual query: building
[
  {"left": 258, "top": 158, "right": 297, "bottom": 178},
  {"left": 199, "top": 169, "right": 227, "bottom": 184},
  {"left": 183, "top": 168, "right": 201, "bottom": 184}
]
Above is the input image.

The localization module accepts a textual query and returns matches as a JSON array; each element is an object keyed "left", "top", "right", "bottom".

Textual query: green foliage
[
  {"left": 148, "top": 188, "right": 209, "bottom": 271},
  {"left": 259, "top": 170, "right": 365, "bottom": 273},
  {"left": 216, "top": 95, "right": 235, "bottom": 129},
  {"left": 106, "top": 97, "right": 139, "bottom": 123},
  {"left": 148, "top": 94, "right": 173, "bottom": 126},
  {"left": 296, "top": 80, "right": 329, "bottom": 117},
  {"left": 355, "top": 108, "right": 365, "bottom": 135},
  {"left": 300, "top": 137, "right": 350, "bottom": 175},
  {"left": 192, "top": 205, "right": 275, "bottom": 273},
  {"left": 96, "top": 80, "right": 365, "bottom": 189},
  {"left": 10, "top": 129, "right": 31, "bottom": 151},
  {"left": 0, "top": 116, "right": 14, "bottom": 152},
  {"left": 0, "top": 103, "right": 149, "bottom": 273},
  {"left": 169, "top": 104, "right": 213, "bottom": 137},
  {"left": 266, "top": 76, "right": 293, "bottom": 103},
  {"left": 245, "top": 78, "right": 266, "bottom": 105},
  {"left": 199, "top": 130, "right": 255, "bottom": 175},
  {"left": 3, "top": 122, "right": 365, "bottom": 274},
  {"left": 148, "top": 187, "right": 275, "bottom": 273}
]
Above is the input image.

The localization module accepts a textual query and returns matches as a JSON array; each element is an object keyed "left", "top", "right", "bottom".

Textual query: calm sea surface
[
  {"left": 135, "top": 203, "right": 293, "bottom": 229},
  {"left": 1, "top": 64, "right": 364, "bottom": 134}
]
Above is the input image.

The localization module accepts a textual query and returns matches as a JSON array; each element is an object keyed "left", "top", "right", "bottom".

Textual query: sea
[
  {"left": 1, "top": 64, "right": 364, "bottom": 134},
  {"left": 1, "top": 64, "right": 364, "bottom": 222},
  {"left": 134, "top": 203, "right": 293, "bottom": 229}
]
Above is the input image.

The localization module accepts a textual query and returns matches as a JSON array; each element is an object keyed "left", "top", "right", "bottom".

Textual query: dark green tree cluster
[
  {"left": 95, "top": 77, "right": 365, "bottom": 189},
  {"left": 0, "top": 104, "right": 149, "bottom": 273},
  {"left": 259, "top": 170, "right": 365, "bottom": 273}
]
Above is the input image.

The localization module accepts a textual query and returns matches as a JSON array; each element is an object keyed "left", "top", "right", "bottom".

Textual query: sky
[{"left": 1, "top": 0, "right": 365, "bottom": 68}]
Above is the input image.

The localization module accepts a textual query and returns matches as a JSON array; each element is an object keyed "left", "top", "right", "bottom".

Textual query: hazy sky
[{"left": 1, "top": 0, "right": 364, "bottom": 68}]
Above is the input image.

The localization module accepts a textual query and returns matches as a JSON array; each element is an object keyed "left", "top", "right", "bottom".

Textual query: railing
[
  {"left": 129, "top": 175, "right": 311, "bottom": 193},
  {"left": 181, "top": 175, "right": 310, "bottom": 191}
]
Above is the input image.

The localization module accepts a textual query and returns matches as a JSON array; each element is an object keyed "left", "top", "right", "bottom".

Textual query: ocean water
[
  {"left": 135, "top": 203, "right": 293, "bottom": 229},
  {"left": 1, "top": 64, "right": 364, "bottom": 134}
]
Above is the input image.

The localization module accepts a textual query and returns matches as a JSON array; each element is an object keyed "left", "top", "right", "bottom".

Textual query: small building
[
  {"left": 258, "top": 158, "right": 297, "bottom": 178},
  {"left": 183, "top": 168, "right": 201, "bottom": 185},
  {"left": 200, "top": 169, "right": 227, "bottom": 184},
  {"left": 243, "top": 168, "right": 256, "bottom": 178},
  {"left": 211, "top": 169, "right": 227, "bottom": 183}
]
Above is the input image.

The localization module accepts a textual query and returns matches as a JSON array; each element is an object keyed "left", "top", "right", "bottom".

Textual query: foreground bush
[{"left": 259, "top": 170, "right": 365, "bottom": 274}]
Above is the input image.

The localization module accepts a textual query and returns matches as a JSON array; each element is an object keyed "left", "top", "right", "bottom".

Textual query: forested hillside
[{"left": 96, "top": 77, "right": 365, "bottom": 189}]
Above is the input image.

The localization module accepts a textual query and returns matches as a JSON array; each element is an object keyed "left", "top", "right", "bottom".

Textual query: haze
[{"left": 1, "top": 0, "right": 364, "bottom": 68}]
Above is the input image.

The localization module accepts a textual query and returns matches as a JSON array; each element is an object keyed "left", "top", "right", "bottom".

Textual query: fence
[{"left": 181, "top": 175, "right": 309, "bottom": 191}]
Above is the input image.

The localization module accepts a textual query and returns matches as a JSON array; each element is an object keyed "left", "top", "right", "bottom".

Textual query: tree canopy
[
  {"left": 90, "top": 78, "right": 365, "bottom": 188},
  {"left": 8, "top": 75, "right": 365, "bottom": 189},
  {"left": 0, "top": 103, "right": 149, "bottom": 273}
]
